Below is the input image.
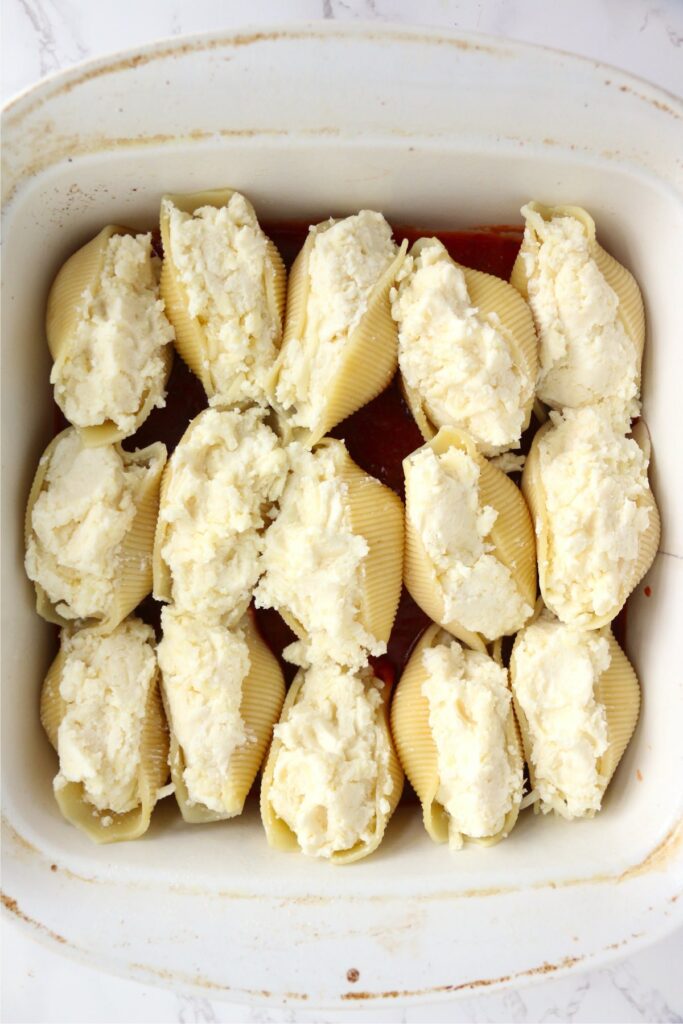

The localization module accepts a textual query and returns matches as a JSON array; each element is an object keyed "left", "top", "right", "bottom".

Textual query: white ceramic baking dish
[{"left": 2, "top": 23, "right": 682, "bottom": 1009}]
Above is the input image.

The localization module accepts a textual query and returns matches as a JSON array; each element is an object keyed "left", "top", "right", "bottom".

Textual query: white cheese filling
[
  {"left": 520, "top": 205, "right": 639, "bottom": 413},
  {"left": 159, "top": 408, "right": 288, "bottom": 625},
  {"left": 157, "top": 607, "right": 252, "bottom": 813},
  {"left": 268, "top": 662, "right": 392, "bottom": 858},
  {"left": 254, "top": 442, "right": 383, "bottom": 669},
  {"left": 405, "top": 446, "right": 532, "bottom": 640},
  {"left": 392, "top": 239, "right": 533, "bottom": 453},
  {"left": 511, "top": 609, "right": 610, "bottom": 818},
  {"left": 274, "top": 210, "right": 397, "bottom": 430},
  {"left": 25, "top": 432, "right": 155, "bottom": 621},
  {"left": 51, "top": 233, "right": 174, "bottom": 433},
  {"left": 422, "top": 639, "right": 522, "bottom": 848},
  {"left": 165, "top": 193, "right": 280, "bottom": 406},
  {"left": 538, "top": 405, "right": 651, "bottom": 626},
  {"left": 55, "top": 617, "right": 157, "bottom": 813}
]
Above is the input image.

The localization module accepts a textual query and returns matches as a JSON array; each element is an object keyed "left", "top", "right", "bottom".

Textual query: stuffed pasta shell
[
  {"left": 261, "top": 660, "right": 403, "bottom": 863},
  {"left": 391, "top": 624, "right": 523, "bottom": 849},
  {"left": 392, "top": 237, "right": 536, "bottom": 455},
  {"left": 254, "top": 438, "right": 403, "bottom": 670},
  {"left": 511, "top": 202, "right": 644, "bottom": 414},
  {"left": 160, "top": 188, "right": 286, "bottom": 408},
  {"left": 403, "top": 427, "right": 535, "bottom": 649},
  {"left": 522, "top": 406, "right": 659, "bottom": 629},
  {"left": 46, "top": 225, "right": 174, "bottom": 445},
  {"left": 158, "top": 608, "right": 285, "bottom": 823},
  {"left": 270, "top": 210, "right": 407, "bottom": 445},
  {"left": 25, "top": 429, "right": 166, "bottom": 632},
  {"left": 153, "top": 407, "right": 288, "bottom": 625},
  {"left": 510, "top": 607, "right": 640, "bottom": 818},
  {"left": 40, "top": 617, "right": 168, "bottom": 843}
]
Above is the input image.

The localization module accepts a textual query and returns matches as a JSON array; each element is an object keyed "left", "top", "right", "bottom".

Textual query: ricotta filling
[
  {"left": 422, "top": 639, "right": 522, "bottom": 848},
  {"left": 538, "top": 405, "right": 651, "bottom": 625},
  {"left": 25, "top": 431, "right": 152, "bottom": 621},
  {"left": 51, "top": 233, "right": 174, "bottom": 433},
  {"left": 254, "top": 443, "right": 383, "bottom": 669},
  {"left": 512, "top": 609, "right": 610, "bottom": 817},
  {"left": 521, "top": 205, "right": 639, "bottom": 412},
  {"left": 160, "top": 408, "right": 288, "bottom": 625},
  {"left": 165, "top": 194, "right": 279, "bottom": 406},
  {"left": 274, "top": 210, "right": 397, "bottom": 430},
  {"left": 268, "top": 662, "right": 392, "bottom": 858},
  {"left": 157, "top": 607, "right": 251, "bottom": 813},
  {"left": 55, "top": 617, "right": 157, "bottom": 813},
  {"left": 392, "top": 239, "right": 533, "bottom": 453},
  {"left": 405, "top": 446, "right": 532, "bottom": 639}
]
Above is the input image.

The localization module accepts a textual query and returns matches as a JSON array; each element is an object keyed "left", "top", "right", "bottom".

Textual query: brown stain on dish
[
  {"left": 347, "top": 968, "right": 360, "bottom": 983},
  {"left": 617, "top": 83, "right": 682, "bottom": 120},
  {"left": 3, "top": 29, "right": 681, "bottom": 203},
  {"left": 4, "top": 28, "right": 505, "bottom": 124},
  {"left": 4, "top": 807, "right": 682, "bottom": 1002},
  {"left": 340, "top": 954, "right": 584, "bottom": 1000},
  {"left": 128, "top": 961, "right": 309, "bottom": 1000},
  {"left": 619, "top": 819, "right": 683, "bottom": 881},
  {"left": 1, "top": 892, "right": 68, "bottom": 946}
]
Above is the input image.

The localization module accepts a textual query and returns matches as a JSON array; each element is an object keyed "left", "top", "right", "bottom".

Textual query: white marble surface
[{"left": 2, "top": 1, "right": 683, "bottom": 1021}]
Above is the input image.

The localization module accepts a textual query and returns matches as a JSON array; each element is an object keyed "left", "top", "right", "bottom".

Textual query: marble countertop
[{"left": 2, "top": 1, "right": 682, "bottom": 1021}]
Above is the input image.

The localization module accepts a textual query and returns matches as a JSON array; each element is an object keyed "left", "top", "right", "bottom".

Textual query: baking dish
[{"left": 2, "top": 23, "right": 682, "bottom": 1008}]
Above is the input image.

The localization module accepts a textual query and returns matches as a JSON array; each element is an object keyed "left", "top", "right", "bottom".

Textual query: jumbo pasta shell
[
  {"left": 510, "top": 621, "right": 640, "bottom": 811},
  {"left": 510, "top": 202, "right": 645, "bottom": 368},
  {"left": 402, "top": 240, "right": 538, "bottom": 454},
  {"left": 522, "top": 422, "right": 660, "bottom": 629},
  {"left": 403, "top": 427, "right": 536, "bottom": 649},
  {"left": 165, "top": 612, "right": 285, "bottom": 824},
  {"left": 159, "top": 189, "right": 286, "bottom": 403},
  {"left": 260, "top": 670, "right": 403, "bottom": 864},
  {"left": 271, "top": 439, "right": 404, "bottom": 652},
  {"left": 46, "top": 225, "right": 173, "bottom": 446},
  {"left": 40, "top": 639, "right": 168, "bottom": 844},
  {"left": 269, "top": 226, "right": 408, "bottom": 447},
  {"left": 391, "top": 623, "right": 522, "bottom": 847},
  {"left": 25, "top": 429, "right": 166, "bottom": 632}
]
